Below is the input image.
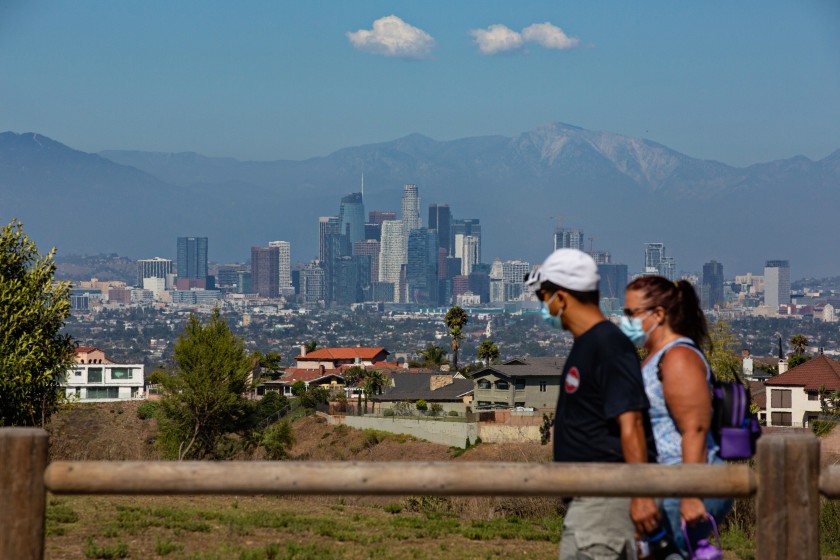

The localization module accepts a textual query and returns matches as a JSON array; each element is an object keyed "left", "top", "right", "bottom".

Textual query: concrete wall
[{"left": 325, "top": 414, "right": 478, "bottom": 447}]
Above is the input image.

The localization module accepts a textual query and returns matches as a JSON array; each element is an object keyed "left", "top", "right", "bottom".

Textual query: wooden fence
[{"left": 1, "top": 429, "right": 838, "bottom": 560}]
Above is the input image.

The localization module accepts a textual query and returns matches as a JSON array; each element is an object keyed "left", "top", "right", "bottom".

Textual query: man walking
[{"left": 526, "top": 249, "right": 659, "bottom": 559}]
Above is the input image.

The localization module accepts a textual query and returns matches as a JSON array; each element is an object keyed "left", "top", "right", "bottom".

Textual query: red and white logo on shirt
[{"left": 565, "top": 367, "right": 581, "bottom": 394}]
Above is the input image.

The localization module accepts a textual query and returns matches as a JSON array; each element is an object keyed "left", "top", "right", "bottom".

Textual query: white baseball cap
[{"left": 525, "top": 249, "right": 599, "bottom": 292}]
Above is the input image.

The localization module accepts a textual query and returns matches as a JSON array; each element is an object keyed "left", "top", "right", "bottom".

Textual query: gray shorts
[{"left": 558, "top": 497, "right": 636, "bottom": 560}]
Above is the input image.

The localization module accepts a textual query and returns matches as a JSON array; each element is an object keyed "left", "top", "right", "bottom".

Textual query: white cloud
[
  {"left": 346, "top": 15, "right": 435, "bottom": 59},
  {"left": 470, "top": 24, "right": 523, "bottom": 55},
  {"left": 522, "top": 22, "right": 580, "bottom": 50}
]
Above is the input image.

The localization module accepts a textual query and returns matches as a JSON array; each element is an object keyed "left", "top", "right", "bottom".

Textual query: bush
[
  {"left": 262, "top": 421, "right": 295, "bottom": 460},
  {"left": 429, "top": 403, "right": 443, "bottom": 417},
  {"left": 415, "top": 399, "right": 428, "bottom": 412},
  {"left": 383, "top": 408, "right": 395, "bottom": 417},
  {"left": 812, "top": 419, "right": 837, "bottom": 438},
  {"left": 136, "top": 401, "right": 159, "bottom": 420},
  {"left": 448, "top": 410, "right": 459, "bottom": 417}
]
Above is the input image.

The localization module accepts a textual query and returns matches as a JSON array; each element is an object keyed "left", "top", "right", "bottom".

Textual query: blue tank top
[{"left": 641, "top": 337, "right": 720, "bottom": 465}]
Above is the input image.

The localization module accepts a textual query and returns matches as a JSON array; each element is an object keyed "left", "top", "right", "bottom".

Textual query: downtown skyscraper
[
  {"left": 338, "top": 192, "right": 365, "bottom": 244},
  {"left": 268, "top": 240, "right": 293, "bottom": 295},
  {"left": 401, "top": 184, "right": 420, "bottom": 233}
]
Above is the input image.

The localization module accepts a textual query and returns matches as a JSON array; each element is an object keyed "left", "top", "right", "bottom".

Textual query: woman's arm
[{"left": 660, "top": 345, "right": 712, "bottom": 524}]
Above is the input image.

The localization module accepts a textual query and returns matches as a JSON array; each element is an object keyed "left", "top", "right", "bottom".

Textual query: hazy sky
[{"left": 2, "top": 0, "right": 838, "bottom": 167}]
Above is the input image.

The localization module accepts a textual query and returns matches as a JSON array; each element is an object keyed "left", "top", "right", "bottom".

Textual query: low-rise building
[
  {"left": 294, "top": 346, "right": 390, "bottom": 370},
  {"left": 764, "top": 353, "right": 840, "bottom": 428},
  {"left": 64, "top": 347, "right": 145, "bottom": 402},
  {"left": 470, "top": 357, "right": 564, "bottom": 411}
]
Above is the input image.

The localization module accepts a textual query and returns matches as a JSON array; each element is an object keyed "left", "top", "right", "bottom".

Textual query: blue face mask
[
  {"left": 619, "top": 314, "right": 655, "bottom": 347},
  {"left": 540, "top": 293, "right": 562, "bottom": 329}
]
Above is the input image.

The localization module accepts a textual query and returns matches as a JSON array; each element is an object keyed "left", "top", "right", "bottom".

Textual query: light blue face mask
[
  {"left": 619, "top": 313, "right": 655, "bottom": 347},
  {"left": 540, "top": 293, "right": 562, "bottom": 329}
]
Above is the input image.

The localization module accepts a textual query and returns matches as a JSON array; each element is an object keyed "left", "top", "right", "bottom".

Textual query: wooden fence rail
[{"left": 0, "top": 428, "right": 834, "bottom": 560}]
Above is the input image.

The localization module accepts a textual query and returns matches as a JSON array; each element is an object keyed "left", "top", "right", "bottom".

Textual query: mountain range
[{"left": 2, "top": 123, "right": 838, "bottom": 277}]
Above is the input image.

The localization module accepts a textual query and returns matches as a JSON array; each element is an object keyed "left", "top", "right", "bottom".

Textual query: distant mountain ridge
[{"left": 2, "top": 124, "right": 839, "bottom": 276}]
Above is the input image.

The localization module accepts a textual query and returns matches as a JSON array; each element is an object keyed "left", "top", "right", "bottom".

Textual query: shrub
[
  {"left": 448, "top": 410, "right": 459, "bottom": 417},
  {"left": 262, "top": 421, "right": 295, "bottom": 460},
  {"left": 136, "top": 401, "right": 159, "bottom": 420},
  {"left": 383, "top": 408, "right": 395, "bottom": 417},
  {"left": 812, "top": 419, "right": 837, "bottom": 438},
  {"left": 415, "top": 399, "right": 428, "bottom": 412},
  {"left": 429, "top": 403, "right": 443, "bottom": 417}
]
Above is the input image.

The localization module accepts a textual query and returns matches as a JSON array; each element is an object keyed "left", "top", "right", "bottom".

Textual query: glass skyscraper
[
  {"left": 176, "top": 237, "right": 208, "bottom": 279},
  {"left": 338, "top": 192, "right": 365, "bottom": 244}
]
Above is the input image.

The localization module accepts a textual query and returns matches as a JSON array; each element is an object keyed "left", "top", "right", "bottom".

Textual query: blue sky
[{"left": 1, "top": 0, "right": 838, "bottom": 166}]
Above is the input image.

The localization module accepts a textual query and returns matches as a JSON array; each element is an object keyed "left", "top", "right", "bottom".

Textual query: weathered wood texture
[
  {"left": 45, "top": 461, "right": 755, "bottom": 497},
  {"left": 0, "top": 428, "right": 48, "bottom": 560},
  {"left": 756, "top": 432, "right": 820, "bottom": 560},
  {"left": 820, "top": 465, "right": 840, "bottom": 498}
]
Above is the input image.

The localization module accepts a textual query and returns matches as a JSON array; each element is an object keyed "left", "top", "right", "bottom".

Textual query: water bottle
[{"left": 646, "top": 525, "right": 683, "bottom": 560}]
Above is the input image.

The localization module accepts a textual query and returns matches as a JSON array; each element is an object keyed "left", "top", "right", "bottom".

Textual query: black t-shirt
[{"left": 553, "top": 320, "right": 656, "bottom": 463}]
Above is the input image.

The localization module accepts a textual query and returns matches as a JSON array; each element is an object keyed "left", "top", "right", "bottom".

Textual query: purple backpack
[{"left": 659, "top": 341, "right": 762, "bottom": 460}]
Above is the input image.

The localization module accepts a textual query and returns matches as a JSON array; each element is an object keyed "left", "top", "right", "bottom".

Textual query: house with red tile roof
[
  {"left": 764, "top": 353, "right": 840, "bottom": 427},
  {"left": 294, "top": 346, "right": 390, "bottom": 370}
]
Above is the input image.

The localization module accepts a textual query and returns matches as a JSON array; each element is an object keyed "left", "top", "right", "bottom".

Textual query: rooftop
[{"left": 764, "top": 354, "right": 840, "bottom": 392}]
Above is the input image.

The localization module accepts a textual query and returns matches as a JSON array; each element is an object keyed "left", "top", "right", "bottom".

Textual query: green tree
[
  {"left": 788, "top": 334, "right": 811, "bottom": 369},
  {"left": 156, "top": 310, "right": 254, "bottom": 460},
  {"left": 415, "top": 399, "right": 428, "bottom": 413},
  {"left": 417, "top": 343, "right": 448, "bottom": 369},
  {"left": 291, "top": 380, "right": 306, "bottom": 397},
  {"left": 444, "top": 306, "right": 469, "bottom": 370},
  {"left": 477, "top": 340, "right": 500, "bottom": 366},
  {"left": 706, "top": 321, "right": 741, "bottom": 382},
  {"left": 262, "top": 421, "right": 295, "bottom": 460},
  {"left": 304, "top": 340, "right": 318, "bottom": 353},
  {"left": 343, "top": 365, "right": 365, "bottom": 387},
  {"left": 365, "top": 370, "right": 387, "bottom": 395},
  {"left": 0, "top": 220, "right": 74, "bottom": 427},
  {"left": 252, "top": 351, "right": 283, "bottom": 381}
]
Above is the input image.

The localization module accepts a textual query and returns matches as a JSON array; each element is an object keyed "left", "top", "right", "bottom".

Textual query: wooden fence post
[
  {"left": 0, "top": 428, "right": 49, "bottom": 560},
  {"left": 756, "top": 432, "right": 820, "bottom": 560}
]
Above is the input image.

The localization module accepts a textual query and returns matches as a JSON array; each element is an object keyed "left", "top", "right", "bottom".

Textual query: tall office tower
[
  {"left": 459, "top": 235, "right": 480, "bottom": 276},
  {"left": 332, "top": 256, "right": 362, "bottom": 306},
  {"left": 451, "top": 219, "right": 481, "bottom": 264},
  {"left": 300, "top": 261, "right": 326, "bottom": 305},
  {"left": 353, "top": 240, "right": 381, "bottom": 284},
  {"left": 468, "top": 264, "right": 490, "bottom": 304},
  {"left": 598, "top": 264, "right": 629, "bottom": 306},
  {"left": 401, "top": 184, "right": 421, "bottom": 233},
  {"left": 764, "top": 260, "right": 791, "bottom": 310},
  {"left": 323, "top": 233, "right": 351, "bottom": 306},
  {"left": 318, "top": 216, "right": 340, "bottom": 261},
  {"left": 445, "top": 257, "right": 462, "bottom": 280},
  {"left": 338, "top": 192, "right": 365, "bottom": 244},
  {"left": 268, "top": 241, "right": 293, "bottom": 295},
  {"left": 378, "top": 220, "right": 405, "bottom": 302},
  {"left": 364, "top": 222, "right": 381, "bottom": 242},
  {"left": 702, "top": 260, "right": 725, "bottom": 310},
  {"left": 553, "top": 228, "right": 585, "bottom": 251},
  {"left": 368, "top": 211, "right": 397, "bottom": 224},
  {"left": 659, "top": 256, "right": 677, "bottom": 281},
  {"left": 251, "top": 246, "right": 280, "bottom": 298},
  {"left": 176, "top": 237, "right": 208, "bottom": 279},
  {"left": 406, "top": 228, "right": 439, "bottom": 306},
  {"left": 644, "top": 243, "right": 665, "bottom": 274},
  {"left": 428, "top": 204, "right": 452, "bottom": 255},
  {"left": 590, "top": 251, "right": 611, "bottom": 265},
  {"left": 501, "top": 260, "right": 531, "bottom": 302},
  {"left": 353, "top": 254, "right": 373, "bottom": 302},
  {"left": 136, "top": 257, "right": 173, "bottom": 287}
]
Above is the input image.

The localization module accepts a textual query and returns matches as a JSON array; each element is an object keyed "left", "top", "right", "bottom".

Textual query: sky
[{"left": 1, "top": 0, "right": 839, "bottom": 167}]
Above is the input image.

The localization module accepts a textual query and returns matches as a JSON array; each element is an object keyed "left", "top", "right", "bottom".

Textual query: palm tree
[
  {"left": 477, "top": 340, "right": 500, "bottom": 366},
  {"left": 365, "top": 370, "right": 388, "bottom": 395},
  {"left": 444, "top": 306, "right": 469, "bottom": 371},
  {"left": 790, "top": 334, "right": 809, "bottom": 356},
  {"left": 418, "top": 343, "right": 448, "bottom": 369}
]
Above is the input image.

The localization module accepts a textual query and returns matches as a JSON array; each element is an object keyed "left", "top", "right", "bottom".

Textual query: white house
[
  {"left": 764, "top": 353, "right": 840, "bottom": 427},
  {"left": 64, "top": 347, "right": 145, "bottom": 402}
]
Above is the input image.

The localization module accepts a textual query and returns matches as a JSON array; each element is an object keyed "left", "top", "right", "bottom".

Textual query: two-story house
[
  {"left": 64, "top": 347, "right": 145, "bottom": 401},
  {"left": 470, "top": 357, "right": 564, "bottom": 411},
  {"left": 294, "top": 346, "right": 391, "bottom": 370},
  {"left": 764, "top": 353, "right": 840, "bottom": 427}
]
